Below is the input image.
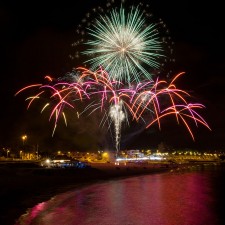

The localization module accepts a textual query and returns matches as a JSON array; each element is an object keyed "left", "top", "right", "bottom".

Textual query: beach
[{"left": 0, "top": 160, "right": 210, "bottom": 225}]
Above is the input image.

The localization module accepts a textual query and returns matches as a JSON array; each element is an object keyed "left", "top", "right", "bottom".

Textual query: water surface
[{"left": 16, "top": 164, "right": 225, "bottom": 225}]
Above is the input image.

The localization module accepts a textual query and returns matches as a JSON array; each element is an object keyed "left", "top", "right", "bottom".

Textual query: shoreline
[{"left": 0, "top": 161, "right": 220, "bottom": 225}]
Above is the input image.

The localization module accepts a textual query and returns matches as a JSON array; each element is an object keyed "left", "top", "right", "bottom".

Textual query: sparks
[{"left": 83, "top": 6, "right": 165, "bottom": 84}]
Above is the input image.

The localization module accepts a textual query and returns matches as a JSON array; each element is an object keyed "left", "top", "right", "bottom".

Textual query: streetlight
[
  {"left": 7, "top": 150, "right": 10, "bottom": 158},
  {"left": 22, "top": 135, "right": 27, "bottom": 145}
]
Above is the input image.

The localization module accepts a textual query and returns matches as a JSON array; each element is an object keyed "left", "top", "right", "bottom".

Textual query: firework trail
[
  {"left": 16, "top": 67, "right": 211, "bottom": 151},
  {"left": 109, "top": 101, "right": 125, "bottom": 156},
  {"left": 130, "top": 72, "right": 211, "bottom": 140},
  {"left": 15, "top": 76, "right": 88, "bottom": 136}
]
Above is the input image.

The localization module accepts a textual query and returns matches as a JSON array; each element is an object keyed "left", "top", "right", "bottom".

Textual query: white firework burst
[{"left": 83, "top": 5, "right": 165, "bottom": 84}]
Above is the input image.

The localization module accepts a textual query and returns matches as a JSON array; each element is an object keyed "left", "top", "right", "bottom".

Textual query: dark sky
[{"left": 1, "top": 0, "right": 225, "bottom": 152}]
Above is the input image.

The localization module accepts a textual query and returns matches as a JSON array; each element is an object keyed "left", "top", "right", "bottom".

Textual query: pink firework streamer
[{"left": 15, "top": 67, "right": 210, "bottom": 141}]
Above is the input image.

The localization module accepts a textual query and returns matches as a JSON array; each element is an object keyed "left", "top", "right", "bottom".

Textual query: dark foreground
[
  {"left": 15, "top": 163, "right": 225, "bottom": 225},
  {"left": 0, "top": 161, "right": 173, "bottom": 225}
]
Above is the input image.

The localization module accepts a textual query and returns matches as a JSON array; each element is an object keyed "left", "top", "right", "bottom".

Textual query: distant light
[{"left": 116, "top": 155, "right": 163, "bottom": 161}]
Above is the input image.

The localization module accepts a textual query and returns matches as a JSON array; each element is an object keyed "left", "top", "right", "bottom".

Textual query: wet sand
[{"left": 0, "top": 161, "right": 175, "bottom": 225}]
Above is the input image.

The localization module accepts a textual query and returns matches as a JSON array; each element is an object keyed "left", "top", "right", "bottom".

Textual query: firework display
[
  {"left": 16, "top": 67, "right": 210, "bottom": 154},
  {"left": 82, "top": 6, "right": 164, "bottom": 84},
  {"left": 16, "top": 2, "right": 210, "bottom": 153}
]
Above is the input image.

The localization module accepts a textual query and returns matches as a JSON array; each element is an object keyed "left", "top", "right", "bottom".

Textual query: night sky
[{"left": 1, "top": 0, "right": 225, "bottom": 152}]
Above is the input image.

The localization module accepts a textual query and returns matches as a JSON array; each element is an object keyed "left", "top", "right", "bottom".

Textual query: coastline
[{"left": 0, "top": 161, "right": 219, "bottom": 225}]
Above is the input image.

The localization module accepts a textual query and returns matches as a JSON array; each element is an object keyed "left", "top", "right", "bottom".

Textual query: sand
[{"left": 0, "top": 161, "right": 175, "bottom": 225}]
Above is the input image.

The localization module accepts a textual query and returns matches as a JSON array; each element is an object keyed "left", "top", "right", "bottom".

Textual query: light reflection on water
[{"left": 16, "top": 165, "right": 225, "bottom": 225}]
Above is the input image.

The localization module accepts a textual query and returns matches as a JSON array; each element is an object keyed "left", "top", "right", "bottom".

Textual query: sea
[{"left": 15, "top": 163, "right": 225, "bottom": 225}]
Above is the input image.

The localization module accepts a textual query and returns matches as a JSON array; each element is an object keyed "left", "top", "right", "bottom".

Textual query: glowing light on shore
[{"left": 115, "top": 155, "right": 164, "bottom": 161}]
